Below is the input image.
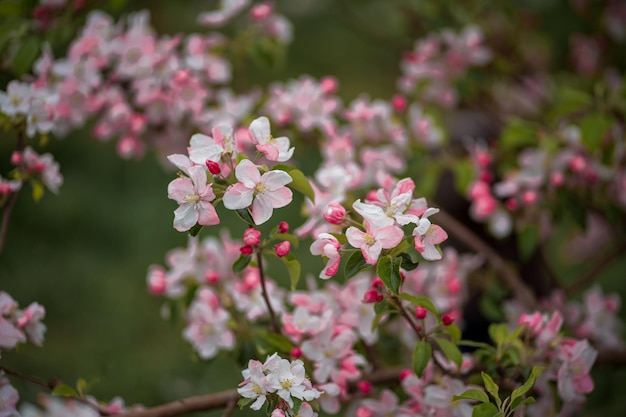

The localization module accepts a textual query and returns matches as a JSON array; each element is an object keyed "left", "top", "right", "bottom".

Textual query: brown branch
[
  {"left": 565, "top": 242, "right": 626, "bottom": 296},
  {"left": 256, "top": 251, "right": 280, "bottom": 333},
  {"left": 433, "top": 206, "right": 538, "bottom": 309},
  {"left": 0, "top": 130, "right": 26, "bottom": 260},
  {"left": 114, "top": 367, "right": 406, "bottom": 417}
]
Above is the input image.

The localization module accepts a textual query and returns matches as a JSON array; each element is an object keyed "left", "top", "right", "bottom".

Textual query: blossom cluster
[{"left": 238, "top": 353, "right": 322, "bottom": 415}]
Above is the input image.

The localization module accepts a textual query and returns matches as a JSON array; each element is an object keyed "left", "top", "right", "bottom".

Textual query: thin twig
[
  {"left": 256, "top": 251, "right": 280, "bottom": 333},
  {"left": 565, "top": 243, "right": 626, "bottom": 296},
  {"left": 220, "top": 399, "right": 237, "bottom": 417},
  {"left": 432, "top": 205, "right": 538, "bottom": 309},
  {"left": 392, "top": 295, "right": 422, "bottom": 338},
  {"left": 0, "top": 130, "right": 26, "bottom": 260}
]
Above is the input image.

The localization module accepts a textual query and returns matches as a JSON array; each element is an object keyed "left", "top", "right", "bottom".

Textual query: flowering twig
[
  {"left": 114, "top": 367, "right": 406, "bottom": 417},
  {"left": 256, "top": 251, "right": 280, "bottom": 333},
  {"left": 433, "top": 205, "right": 538, "bottom": 309}
]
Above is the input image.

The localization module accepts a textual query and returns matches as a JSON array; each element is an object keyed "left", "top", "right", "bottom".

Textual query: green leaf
[
  {"left": 232, "top": 255, "right": 252, "bottom": 273},
  {"left": 51, "top": 384, "right": 78, "bottom": 397},
  {"left": 282, "top": 256, "right": 301, "bottom": 290},
  {"left": 580, "top": 112, "right": 612, "bottom": 151},
  {"left": 76, "top": 378, "right": 87, "bottom": 397},
  {"left": 376, "top": 256, "right": 402, "bottom": 294},
  {"left": 344, "top": 250, "right": 372, "bottom": 279},
  {"left": 398, "top": 293, "right": 438, "bottom": 314},
  {"left": 264, "top": 332, "right": 294, "bottom": 353},
  {"left": 488, "top": 323, "right": 509, "bottom": 347},
  {"left": 452, "top": 389, "right": 490, "bottom": 404},
  {"left": 446, "top": 324, "right": 462, "bottom": 344},
  {"left": 11, "top": 36, "right": 40, "bottom": 75},
  {"left": 500, "top": 119, "right": 537, "bottom": 149},
  {"left": 329, "top": 233, "right": 347, "bottom": 245},
  {"left": 517, "top": 225, "right": 538, "bottom": 261},
  {"left": 188, "top": 223, "right": 202, "bottom": 237},
  {"left": 510, "top": 396, "right": 536, "bottom": 411},
  {"left": 458, "top": 340, "right": 493, "bottom": 350},
  {"left": 412, "top": 340, "right": 432, "bottom": 378},
  {"left": 274, "top": 233, "right": 299, "bottom": 249},
  {"left": 435, "top": 337, "right": 462, "bottom": 369},
  {"left": 481, "top": 372, "right": 501, "bottom": 407},
  {"left": 453, "top": 159, "right": 474, "bottom": 193},
  {"left": 510, "top": 366, "right": 544, "bottom": 404},
  {"left": 235, "top": 208, "right": 255, "bottom": 226},
  {"left": 273, "top": 164, "right": 315, "bottom": 202},
  {"left": 471, "top": 402, "right": 500, "bottom": 417},
  {"left": 31, "top": 180, "right": 44, "bottom": 203},
  {"left": 550, "top": 88, "right": 591, "bottom": 120},
  {"left": 237, "top": 397, "right": 254, "bottom": 409},
  {"left": 236, "top": 153, "right": 249, "bottom": 164}
]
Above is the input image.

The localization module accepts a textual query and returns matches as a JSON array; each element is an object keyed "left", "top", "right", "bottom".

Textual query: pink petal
[
  {"left": 256, "top": 143, "right": 279, "bottom": 161},
  {"left": 262, "top": 170, "right": 293, "bottom": 190},
  {"left": 364, "top": 241, "right": 382, "bottom": 265},
  {"left": 188, "top": 166, "right": 208, "bottom": 191},
  {"left": 234, "top": 159, "right": 261, "bottom": 188},
  {"left": 425, "top": 224, "right": 448, "bottom": 245},
  {"left": 250, "top": 194, "right": 273, "bottom": 225},
  {"left": 173, "top": 203, "right": 198, "bottom": 232},
  {"left": 197, "top": 201, "right": 220, "bottom": 226},
  {"left": 249, "top": 116, "right": 271, "bottom": 144},
  {"left": 167, "top": 154, "right": 193, "bottom": 175},
  {"left": 265, "top": 186, "right": 293, "bottom": 209},
  {"left": 346, "top": 227, "right": 366, "bottom": 248},
  {"left": 376, "top": 225, "right": 404, "bottom": 249},
  {"left": 223, "top": 183, "right": 254, "bottom": 210},
  {"left": 168, "top": 177, "right": 195, "bottom": 204}
]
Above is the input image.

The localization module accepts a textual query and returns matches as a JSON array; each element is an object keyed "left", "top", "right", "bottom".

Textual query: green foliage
[
  {"left": 233, "top": 254, "right": 252, "bottom": 273},
  {"left": 281, "top": 254, "right": 301, "bottom": 290},
  {"left": 412, "top": 340, "right": 431, "bottom": 378},
  {"left": 344, "top": 250, "right": 372, "bottom": 279},
  {"left": 376, "top": 255, "right": 402, "bottom": 294},
  {"left": 273, "top": 164, "right": 315, "bottom": 202}
]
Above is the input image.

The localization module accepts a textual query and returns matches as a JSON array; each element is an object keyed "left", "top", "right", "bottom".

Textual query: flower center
[
  {"left": 252, "top": 384, "right": 263, "bottom": 395},
  {"left": 254, "top": 182, "right": 267, "bottom": 195},
  {"left": 185, "top": 193, "right": 201, "bottom": 203},
  {"left": 281, "top": 379, "right": 293, "bottom": 390},
  {"left": 364, "top": 234, "right": 376, "bottom": 246},
  {"left": 202, "top": 324, "right": 214, "bottom": 334}
]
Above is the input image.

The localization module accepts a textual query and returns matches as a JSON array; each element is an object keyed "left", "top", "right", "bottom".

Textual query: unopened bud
[
  {"left": 291, "top": 346, "right": 302, "bottom": 358},
  {"left": 362, "top": 289, "right": 383, "bottom": 304},
  {"left": 243, "top": 228, "right": 261, "bottom": 246},
  {"left": 240, "top": 245, "right": 253, "bottom": 255},
  {"left": 415, "top": 306, "right": 427, "bottom": 319},
  {"left": 442, "top": 313, "right": 454, "bottom": 326},
  {"left": 10, "top": 152, "right": 22, "bottom": 165},
  {"left": 278, "top": 221, "right": 289, "bottom": 233},
  {"left": 205, "top": 271, "right": 220, "bottom": 283},
  {"left": 275, "top": 241, "right": 291, "bottom": 257},
  {"left": 357, "top": 380, "right": 372, "bottom": 395},
  {"left": 323, "top": 202, "right": 346, "bottom": 224},
  {"left": 206, "top": 160, "right": 221, "bottom": 175},
  {"left": 391, "top": 95, "right": 407, "bottom": 112},
  {"left": 320, "top": 76, "right": 338, "bottom": 94}
]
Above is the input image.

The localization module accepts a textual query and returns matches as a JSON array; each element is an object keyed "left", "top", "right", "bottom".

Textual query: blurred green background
[{"left": 1, "top": 0, "right": 626, "bottom": 415}]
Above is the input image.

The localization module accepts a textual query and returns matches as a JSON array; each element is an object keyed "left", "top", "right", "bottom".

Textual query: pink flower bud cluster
[{"left": 0, "top": 292, "right": 46, "bottom": 355}]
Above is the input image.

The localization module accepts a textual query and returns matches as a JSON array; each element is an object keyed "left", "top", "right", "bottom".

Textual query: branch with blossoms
[{"left": 2, "top": 0, "right": 626, "bottom": 417}]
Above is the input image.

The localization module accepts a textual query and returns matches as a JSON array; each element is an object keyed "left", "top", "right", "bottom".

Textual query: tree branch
[
  {"left": 433, "top": 206, "right": 538, "bottom": 309},
  {"left": 256, "top": 251, "right": 280, "bottom": 334},
  {"left": 0, "top": 130, "right": 26, "bottom": 260},
  {"left": 565, "top": 242, "right": 626, "bottom": 296}
]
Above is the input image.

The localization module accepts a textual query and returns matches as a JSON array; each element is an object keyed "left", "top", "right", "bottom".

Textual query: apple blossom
[
  {"left": 222, "top": 159, "right": 293, "bottom": 225},
  {"left": 249, "top": 116, "right": 294, "bottom": 162},
  {"left": 346, "top": 221, "right": 403, "bottom": 265},
  {"left": 167, "top": 165, "right": 220, "bottom": 232}
]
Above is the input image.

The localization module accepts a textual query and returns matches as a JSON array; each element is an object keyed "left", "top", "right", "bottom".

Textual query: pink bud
[
  {"left": 320, "top": 76, "right": 338, "bottom": 94},
  {"left": 357, "top": 380, "right": 372, "bottom": 395},
  {"left": 275, "top": 241, "right": 290, "bottom": 257},
  {"left": 362, "top": 289, "right": 383, "bottom": 304},
  {"left": 10, "top": 152, "right": 22, "bottom": 165},
  {"left": 148, "top": 269, "right": 167, "bottom": 295},
  {"left": 442, "top": 313, "right": 454, "bottom": 326},
  {"left": 371, "top": 277, "right": 384, "bottom": 289},
  {"left": 415, "top": 306, "right": 427, "bottom": 319},
  {"left": 250, "top": 3, "right": 273, "bottom": 21},
  {"left": 0, "top": 184, "right": 11, "bottom": 196},
  {"left": 240, "top": 245, "right": 253, "bottom": 255},
  {"left": 570, "top": 155, "right": 586, "bottom": 172},
  {"left": 291, "top": 346, "right": 302, "bottom": 358},
  {"left": 243, "top": 228, "right": 261, "bottom": 246},
  {"left": 278, "top": 221, "right": 289, "bottom": 233},
  {"left": 505, "top": 198, "right": 518, "bottom": 211},
  {"left": 399, "top": 369, "right": 413, "bottom": 381},
  {"left": 522, "top": 190, "right": 538, "bottom": 205},
  {"left": 323, "top": 202, "right": 346, "bottom": 224},
  {"left": 271, "top": 409, "right": 286, "bottom": 417},
  {"left": 391, "top": 95, "right": 407, "bottom": 112},
  {"left": 206, "top": 160, "right": 221, "bottom": 175},
  {"left": 205, "top": 271, "right": 220, "bottom": 283}
]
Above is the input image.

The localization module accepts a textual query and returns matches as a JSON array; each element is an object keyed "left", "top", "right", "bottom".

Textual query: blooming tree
[{"left": 1, "top": 1, "right": 626, "bottom": 417}]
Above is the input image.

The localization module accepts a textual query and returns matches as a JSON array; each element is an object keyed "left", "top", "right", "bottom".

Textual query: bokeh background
[{"left": 1, "top": 0, "right": 626, "bottom": 415}]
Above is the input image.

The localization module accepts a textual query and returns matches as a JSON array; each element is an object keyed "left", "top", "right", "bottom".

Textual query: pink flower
[
  {"left": 249, "top": 116, "right": 294, "bottom": 162},
  {"left": 323, "top": 202, "right": 346, "bottom": 224},
  {"left": 223, "top": 159, "right": 293, "bottom": 225},
  {"left": 310, "top": 233, "right": 341, "bottom": 279},
  {"left": 346, "top": 221, "right": 403, "bottom": 265},
  {"left": 167, "top": 165, "right": 220, "bottom": 232},
  {"left": 557, "top": 339, "right": 597, "bottom": 402}
]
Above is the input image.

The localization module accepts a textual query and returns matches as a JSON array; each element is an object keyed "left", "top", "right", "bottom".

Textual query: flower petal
[{"left": 223, "top": 183, "right": 254, "bottom": 210}]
